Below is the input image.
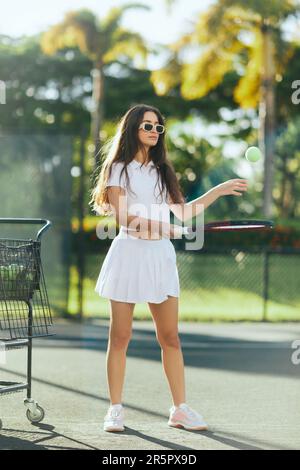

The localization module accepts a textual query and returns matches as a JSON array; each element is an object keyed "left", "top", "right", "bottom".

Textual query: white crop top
[{"left": 105, "top": 159, "right": 170, "bottom": 233}]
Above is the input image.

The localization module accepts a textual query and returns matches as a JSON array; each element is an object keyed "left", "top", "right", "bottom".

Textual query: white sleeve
[{"left": 105, "top": 162, "right": 126, "bottom": 189}]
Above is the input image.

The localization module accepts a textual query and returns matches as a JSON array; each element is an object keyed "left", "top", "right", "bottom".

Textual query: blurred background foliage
[
  {"left": 1, "top": 0, "right": 300, "bottom": 319},
  {"left": 1, "top": 2, "right": 300, "bottom": 222}
]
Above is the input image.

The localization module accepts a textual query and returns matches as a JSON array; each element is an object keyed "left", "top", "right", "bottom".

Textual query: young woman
[{"left": 90, "top": 104, "right": 248, "bottom": 433}]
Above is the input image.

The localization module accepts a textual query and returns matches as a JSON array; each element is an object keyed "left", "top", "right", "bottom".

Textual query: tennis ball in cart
[
  {"left": 0, "top": 266, "right": 8, "bottom": 280},
  {"left": 245, "top": 146, "right": 262, "bottom": 162},
  {"left": 7, "top": 264, "right": 20, "bottom": 281}
]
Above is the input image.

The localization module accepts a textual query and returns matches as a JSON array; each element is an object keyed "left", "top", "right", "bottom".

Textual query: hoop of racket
[
  {"left": 182, "top": 219, "right": 274, "bottom": 234},
  {"left": 203, "top": 219, "right": 274, "bottom": 232}
]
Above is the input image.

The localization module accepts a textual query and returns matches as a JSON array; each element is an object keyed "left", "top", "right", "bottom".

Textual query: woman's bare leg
[
  {"left": 106, "top": 300, "right": 135, "bottom": 405},
  {"left": 148, "top": 296, "right": 186, "bottom": 407}
]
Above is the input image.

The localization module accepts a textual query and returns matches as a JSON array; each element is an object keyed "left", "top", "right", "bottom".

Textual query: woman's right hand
[{"left": 215, "top": 179, "right": 248, "bottom": 197}]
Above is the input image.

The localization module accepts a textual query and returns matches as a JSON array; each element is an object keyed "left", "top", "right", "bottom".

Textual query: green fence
[
  {"left": 0, "top": 132, "right": 73, "bottom": 317},
  {"left": 176, "top": 248, "right": 300, "bottom": 321},
  {"left": 71, "top": 245, "right": 300, "bottom": 322}
]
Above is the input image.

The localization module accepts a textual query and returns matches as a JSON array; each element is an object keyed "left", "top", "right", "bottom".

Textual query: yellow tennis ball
[{"left": 245, "top": 146, "right": 262, "bottom": 162}]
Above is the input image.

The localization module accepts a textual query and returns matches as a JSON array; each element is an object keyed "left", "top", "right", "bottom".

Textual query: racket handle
[{"left": 173, "top": 226, "right": 191, "bottom": 237}]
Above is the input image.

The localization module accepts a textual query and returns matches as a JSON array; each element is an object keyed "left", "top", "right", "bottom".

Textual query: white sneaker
[
  {"left": 168, "top": 403, "right": 208, "bottom": 431},
  {"left": 103, "top": 404, "right": 125, "bottom": 432}
]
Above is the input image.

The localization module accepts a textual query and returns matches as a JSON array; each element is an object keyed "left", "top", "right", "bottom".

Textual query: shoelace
[
  {"left": 180, "top": 406, "right": 201, "bottom": 420},
  {"left": 106, "top": 407, "right": 122, "bottom": 419}
]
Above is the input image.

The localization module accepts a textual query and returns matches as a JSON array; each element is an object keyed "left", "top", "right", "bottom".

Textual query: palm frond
[
  {"left": 150, "top": 53, "right": 182, "bottom": 95},
  {"left": 102, "top": 29, "right": 148, "bottom": 68},
  {"left": 180, "top": 46, "right": 235, "bottom": 99},
  {"left": 234, "top": 31, "right": 262, "bottom": 107},
  {"left": 41, "top": 9, "right": 100, "bottom": 59}
]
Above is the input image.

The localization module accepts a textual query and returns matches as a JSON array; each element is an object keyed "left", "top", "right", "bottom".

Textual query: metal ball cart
[{"left": 0, "top": 218, "right": 54, "bottom": 430}]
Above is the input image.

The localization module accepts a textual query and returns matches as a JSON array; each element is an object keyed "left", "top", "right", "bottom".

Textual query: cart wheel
[{"left": 26, "top": 405, "right": 45, "bottom": 424}]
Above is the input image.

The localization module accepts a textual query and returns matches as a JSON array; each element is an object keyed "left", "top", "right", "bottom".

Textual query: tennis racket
[{"left": 203, "top": 219, "right": 274, "bottom": 232}]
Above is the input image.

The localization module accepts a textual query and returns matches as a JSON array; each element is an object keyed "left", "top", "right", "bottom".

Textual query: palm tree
[
  {"left": 156, "top": 0, "right": 300, "bottom": 217},
  {"left": 41, "top": 4, "right": 150, "bottom": 168}
]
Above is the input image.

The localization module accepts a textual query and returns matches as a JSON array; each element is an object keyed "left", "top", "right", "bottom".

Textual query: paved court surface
[{"left": 0, "top": 319, "right": 299, "bottom": 450}]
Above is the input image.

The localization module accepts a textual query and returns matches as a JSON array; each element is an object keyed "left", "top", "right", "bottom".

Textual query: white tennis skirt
[{"left": 95, "top": 231, "right": 180, "bottom": 304}]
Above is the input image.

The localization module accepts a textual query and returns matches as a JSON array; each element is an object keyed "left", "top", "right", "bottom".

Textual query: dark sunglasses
[{"left": 139, "top": 122, "right": 165, "bottom": 134}]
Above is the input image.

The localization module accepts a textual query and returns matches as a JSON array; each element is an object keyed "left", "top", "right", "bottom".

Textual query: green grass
[{"left": 67, "top": 250, "right": 300, "bottom": 322}]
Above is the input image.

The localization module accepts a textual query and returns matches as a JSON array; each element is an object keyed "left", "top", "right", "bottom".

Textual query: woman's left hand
[{"left": 215, "top": 179, "right": 248, "bottom": 197}]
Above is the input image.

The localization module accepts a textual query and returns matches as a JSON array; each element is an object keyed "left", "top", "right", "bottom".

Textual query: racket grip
[{"left": 173, "top": 225, "right": 191, "bottom": 237}]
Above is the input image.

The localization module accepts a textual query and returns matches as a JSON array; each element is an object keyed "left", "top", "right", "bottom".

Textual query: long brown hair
[{"left": 89, "top": 104, "right": 185, "bottom": 215}]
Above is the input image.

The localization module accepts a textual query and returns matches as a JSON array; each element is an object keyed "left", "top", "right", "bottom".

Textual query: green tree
[
  {"left": 0, "top": 35, "right": 91, "bottom": 133},
  {"left": 41, "top": 5, "right": 150, "bottom": 167},
  {"left": 166, "top": 131, "right": 220, "bottom": 200},
  {"left": 275, "top": 117, "right": 300, "bottom": 218},
  {"left": 166, "top": 129, "right": 252, "bottom": 219},
  {"left": 157, "top": 0, "right": 300, "bottom": 217}
]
